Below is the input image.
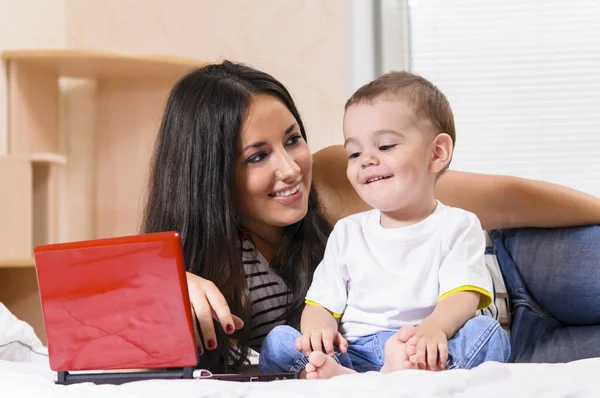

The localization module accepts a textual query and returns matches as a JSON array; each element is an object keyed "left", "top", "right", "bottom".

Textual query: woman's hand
[{"left": 186, "top": 272, "right": 244, "bottom": 352}]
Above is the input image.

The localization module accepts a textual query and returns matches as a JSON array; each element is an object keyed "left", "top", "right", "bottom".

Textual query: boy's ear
[{"left": 429, "top": 133, "right": 453, "bottom": 173}]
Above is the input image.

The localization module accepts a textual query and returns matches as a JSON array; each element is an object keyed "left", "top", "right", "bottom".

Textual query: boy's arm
[
  {"left": 406, "top": 291, "right": 480, "bottom": 370},
  {"left": 297, "top": 304, "right": 346, "bottom": 355},
  {"left": 300, "top": 304, "right": 339, "bottom": 334},
  {"left": 407, "top": 212, "right": 492, "bottom": 370},
  {"left": 420, "top": 291, "right": 480, "bottom": 339},
  {"left": 297, "top": 221, "right": 349, "bottom": 355}
]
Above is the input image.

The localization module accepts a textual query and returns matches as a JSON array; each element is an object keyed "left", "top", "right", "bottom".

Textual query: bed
[
  {"left": 2, "top": 356, "right": 600, "bottom": 397},
  {"left": 2, "top": 304, "right": 600, "bottom": 397}
]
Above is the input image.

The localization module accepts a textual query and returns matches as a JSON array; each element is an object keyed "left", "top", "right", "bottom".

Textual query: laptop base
[{"left": 56, "top": 367, "right": 194, "bottom": 385}]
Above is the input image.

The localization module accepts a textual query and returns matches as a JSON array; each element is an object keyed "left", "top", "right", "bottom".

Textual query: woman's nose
[{"left": 274, "top": 152, "right": 301, "bottom": 182}]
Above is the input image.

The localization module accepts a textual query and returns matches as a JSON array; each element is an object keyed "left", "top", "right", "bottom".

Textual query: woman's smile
[{"left": 269, "top": 182, "right": 304, "bottom": 204}]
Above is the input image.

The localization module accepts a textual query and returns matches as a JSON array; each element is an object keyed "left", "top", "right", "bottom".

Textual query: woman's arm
[
  {"left": 313, "top": 145, "right": 600, "bottom": 230},
  {"left": 436, "top": 170, "right": 600, "bottom": 230},
  {"left": 312, "top": 145, "right": 369, "bottom": 225}
]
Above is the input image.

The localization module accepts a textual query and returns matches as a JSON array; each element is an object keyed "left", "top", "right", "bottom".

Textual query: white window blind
[{"left": 407, "top": 0, "right": 600, "bottom": 198}]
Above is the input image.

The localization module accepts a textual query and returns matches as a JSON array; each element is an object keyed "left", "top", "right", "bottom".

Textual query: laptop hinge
[{"left": 56, "top": 367, "right": 195, "bottom": 385}]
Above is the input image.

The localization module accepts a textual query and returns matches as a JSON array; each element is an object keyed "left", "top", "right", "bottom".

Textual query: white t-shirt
[{"left": 305, "top": 201, "right": 494, "bottom": 340}]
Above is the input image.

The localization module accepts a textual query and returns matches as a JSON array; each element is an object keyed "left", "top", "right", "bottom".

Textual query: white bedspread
[
  {"left": 1, "top": 358, "right": 600, "bottom": 398},
  {"left": 3, "top": 302, "right": 600, "bottom": 397}
]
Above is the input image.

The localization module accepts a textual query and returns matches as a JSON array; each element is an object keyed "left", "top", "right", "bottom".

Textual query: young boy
[{"left": 259, "top": 71, "right": 510, "bottom": 379}]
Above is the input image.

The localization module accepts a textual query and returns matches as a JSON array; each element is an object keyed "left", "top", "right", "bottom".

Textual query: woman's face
[{"left": 234, "top": 95, "right": 312, "bottom": 239}]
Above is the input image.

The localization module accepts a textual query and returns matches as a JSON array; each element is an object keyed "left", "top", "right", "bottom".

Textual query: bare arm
[
  {"left": 295, "top": 305, "right": 347, "bottom": 355},
  {"left": 313, "top": 145, "right": 600, "bottom": 230},
  {"left": 408, "top": 292, "right": 480, "bottom": 370},
  {"left": 300, "top": 304, "right": 339, "bottom": 334},
  {"left": 436, "top": 171, "right": 600, "bottom": 230},
  {"left": 421, "top": 292, "right": 480, "bottom": 340}
]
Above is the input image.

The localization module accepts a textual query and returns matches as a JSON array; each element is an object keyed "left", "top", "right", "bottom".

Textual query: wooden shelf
[
  {"left": 1, "top": 49, "right": 207, "bottom": 345},
  {"left": 4, "top": 50, "right": 208, "bottom": 155},
  {"left": 0, "top": 155, "right": 62, "bottom": 259},
  {"left": 10, "top": 152, "right": 67, "bottom": 164},
  {"left": 0, "top": 258, "right": 34, "bottom": 268},
  {"left": 1, "top": 50, "right": 205, "bottom": 80},
  {"left": 0, "top": 266, "right": 44, "bottom": 344}
]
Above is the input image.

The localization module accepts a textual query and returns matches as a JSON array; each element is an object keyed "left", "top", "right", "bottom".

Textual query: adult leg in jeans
[
  {"left": 446, "top": 316, "right": 511, "bottom": 369},
  {"left": 492, "top": 226, "right": 600, "bottom": 363}
]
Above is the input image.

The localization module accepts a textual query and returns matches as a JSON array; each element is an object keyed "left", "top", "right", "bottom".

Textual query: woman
[{"left": 142, "top": 60, "right": 600, "bottom": 373}]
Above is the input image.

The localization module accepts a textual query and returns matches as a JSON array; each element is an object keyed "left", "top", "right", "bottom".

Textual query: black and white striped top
[{"left": 242, "top": 239, "right": 292, "bottom": 351}]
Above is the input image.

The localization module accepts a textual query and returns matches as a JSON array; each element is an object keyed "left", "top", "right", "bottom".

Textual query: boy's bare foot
[
  {"left": 380, "top": 325, "right": 419, "bottom": 373},
  {"left": 381, "top": 330, "right": 419, "bottom": 372},
  {"left": 305, "top": 351, "right": 356, "bottom": 380},
  {"left": 396, "top": 324, "right": 417, "bottom": 344}
]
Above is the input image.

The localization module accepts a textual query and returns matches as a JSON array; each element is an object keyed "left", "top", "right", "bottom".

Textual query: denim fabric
[
  {"left": 491, "top": 226, "right": 600, "bottom": 363},
  {"left": 446, "top": 315, "right": 510, "bottom": 369},
  {"left": 259, "top": 316, "right": 509, "bottom": 376},
  {"left": 258, "top": 325, "right": 393, "bottom": 376}
]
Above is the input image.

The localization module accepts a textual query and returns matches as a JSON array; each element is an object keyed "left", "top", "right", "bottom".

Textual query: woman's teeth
[{"left": 272, "top": 183, "right": 301, "bottom": 197}]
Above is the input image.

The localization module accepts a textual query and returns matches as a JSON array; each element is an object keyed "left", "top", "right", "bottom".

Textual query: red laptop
[
  {"left": 34, "top": 231, "right": 294, "bottom": 385},
  {"left": 33, "top": 232, "right": 198, "bottom": 383},
  {"left": 34, "top": 232, "right": 294, "bottom": 384}
]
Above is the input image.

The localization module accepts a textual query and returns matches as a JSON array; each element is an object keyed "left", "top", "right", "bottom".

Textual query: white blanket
[
  {"left": 2, "top": 359, "right": 600, "bottom": 398},
  {"left": 0, "top": 302, "right": 49, "bottom": 366},
  {"left": 3, "top": 302, "right": 600, "bottom": 397}
]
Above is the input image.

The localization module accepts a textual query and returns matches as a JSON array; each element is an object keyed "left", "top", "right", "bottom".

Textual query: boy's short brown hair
[{"left": 345, "top": 71, "right": 456, "bottom": 146}]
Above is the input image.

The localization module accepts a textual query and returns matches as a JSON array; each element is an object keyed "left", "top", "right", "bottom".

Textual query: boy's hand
[
  {"left": 406, "top": 323, "right": 448, "bottom": 371},
  {"left": 295, "top": 326, "right": 348, "bottom": 356}
]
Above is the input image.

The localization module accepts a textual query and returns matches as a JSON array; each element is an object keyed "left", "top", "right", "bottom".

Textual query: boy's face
[{"left": 343, "top": 98, "right": 442, "bottom": 213}]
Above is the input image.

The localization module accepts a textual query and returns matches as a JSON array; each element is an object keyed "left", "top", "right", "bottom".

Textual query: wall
[
  {"left": 65, "top": 0, "right": 348, "bottom": 153},
  {"left": 2, "top": 0, "right": 352, "bottom": 241},
  {"left": 1, "top": 0, "right": 349, "bottom": 162},
  {"left": 59, "top": 0, "right": 350, "bottom": 242}
]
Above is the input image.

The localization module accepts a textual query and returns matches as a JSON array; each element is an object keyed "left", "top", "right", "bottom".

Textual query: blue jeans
[
  {"left": 259, "top": 316, "right": 510, "bottom": 376},
  {"left": 491, "top": 226, "right": 600, "bottom": 363}
]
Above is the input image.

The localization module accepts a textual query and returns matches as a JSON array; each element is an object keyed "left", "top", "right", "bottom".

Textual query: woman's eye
[
  {"left": 247, "top": 151, "right": 268, "bottom": 164},
  {"left": 285, "top": 133, "right": 302, "bottom": 146},
  {"left": 379, "top": 144, "right": 396, "bottom": 151},
  {"left": 348, "top": 152, "right": 361, "bottom": 159}
]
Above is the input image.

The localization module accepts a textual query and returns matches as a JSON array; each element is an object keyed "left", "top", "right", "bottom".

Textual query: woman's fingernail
[
  {"left": 226, "top": 324, "right": 234, "bottom": 333},
  {"left": 197, "top": 345, "right": 204, "bottom": 355},
  {"left": 207, "top": 339, "right": 216, "bottom": 349}
]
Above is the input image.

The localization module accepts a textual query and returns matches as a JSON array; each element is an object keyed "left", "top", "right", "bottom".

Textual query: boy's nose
[{"left": 360, "top": 153, "right": 380, "bottom": 168}]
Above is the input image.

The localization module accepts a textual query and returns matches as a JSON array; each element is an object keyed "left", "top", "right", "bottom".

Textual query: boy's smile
[{"left": 343, "top": 98, "right": 448, "bottom": 227}]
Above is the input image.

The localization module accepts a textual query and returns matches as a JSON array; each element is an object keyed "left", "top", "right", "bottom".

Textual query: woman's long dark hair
[{"left": 141, "top": 61, "right": 331, "bottom": 373}]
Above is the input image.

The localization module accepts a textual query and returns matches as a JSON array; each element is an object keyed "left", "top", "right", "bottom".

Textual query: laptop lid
[{"left": 34, "top": 231, "right": 197, "bottom": 372}]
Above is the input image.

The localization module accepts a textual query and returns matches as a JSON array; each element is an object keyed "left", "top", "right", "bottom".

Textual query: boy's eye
[
  {"left": 348, "top": 152, "right": 361, "bottom": 159},
  {"left": 247, "top": 151, "right": 268, "bottom": 164},
  {"left": 379, "top": 144, "right": 396, "bottom": 151},
  {"left": 285, "top": 133, "right": 302, "bottom": 146}
]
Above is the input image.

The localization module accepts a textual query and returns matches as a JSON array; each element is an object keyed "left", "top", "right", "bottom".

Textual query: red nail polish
[
  {"left": 207, "top": 339, "right": 216, "bottom": 349},
  {"left": 197, "top": 345, "right": 203, "bottom": 355},
  {"left": 226, "top": 324, "right": 234, "bottom": 333}
]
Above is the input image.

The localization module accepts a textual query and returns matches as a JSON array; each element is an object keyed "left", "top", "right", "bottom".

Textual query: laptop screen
[{"left": 34, "top": 231, "right": 197, "bottom": 371}]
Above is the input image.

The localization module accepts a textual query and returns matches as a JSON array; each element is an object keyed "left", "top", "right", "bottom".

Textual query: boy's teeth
[{"left": 273, "top": 184, "right": 300, "bottom": 197}]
